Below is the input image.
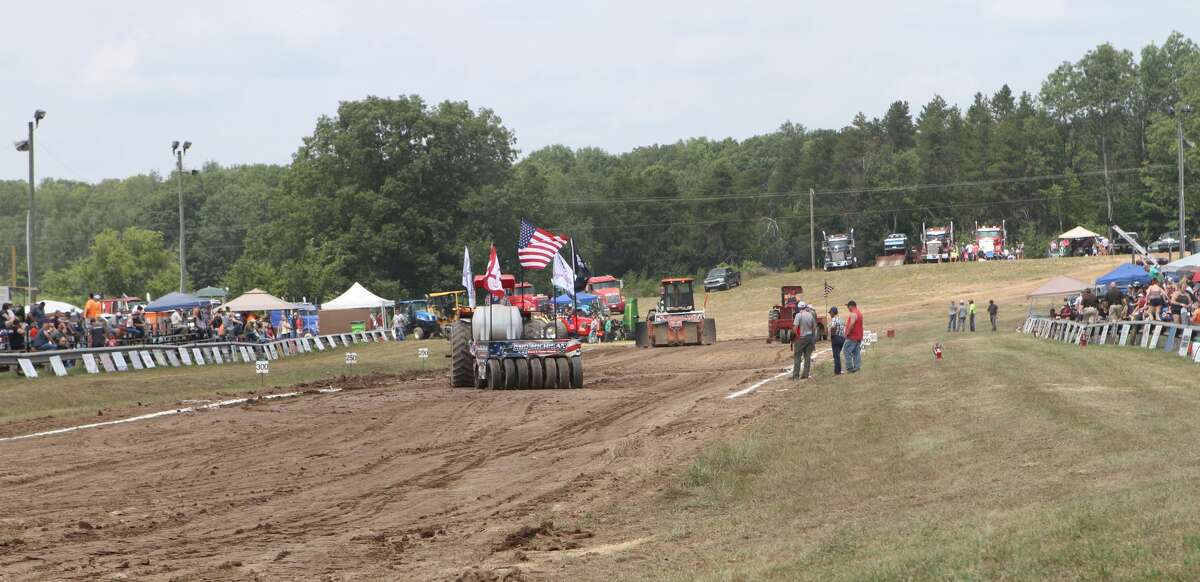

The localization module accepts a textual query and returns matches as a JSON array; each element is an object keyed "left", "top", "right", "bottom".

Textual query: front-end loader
[{"left": 634, "top": 278, "right": 716, "bottom": 348}]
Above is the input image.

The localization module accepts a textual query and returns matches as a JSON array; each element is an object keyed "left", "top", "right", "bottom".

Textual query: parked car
[
  {"left": 703, "top": 266, "right": 741, "bottom": 292},
  {"left": 1112, "top": 231, "right": 1140, "bottom": 254},
  {"left": 1148, "top": 231, "right": 1182, "bottom": 253}
]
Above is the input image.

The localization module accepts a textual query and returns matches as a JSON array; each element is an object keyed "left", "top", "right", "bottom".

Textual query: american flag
[
  {"left": 518, "top": 220, "right": 569, "bottom": 270},
  {"left": 823, "top": 280, "right": 834, "bottom": 297}
]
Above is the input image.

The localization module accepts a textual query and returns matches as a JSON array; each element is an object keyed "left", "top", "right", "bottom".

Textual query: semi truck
[
  {"left": 822, "top": 230, "right": 858, "bottom": 271},
  {"left": 920, "top": 222, "right": 954, "bottom": 263},
  {"left": 974, "top": 221, "right": 1007, "bottom": 259}
]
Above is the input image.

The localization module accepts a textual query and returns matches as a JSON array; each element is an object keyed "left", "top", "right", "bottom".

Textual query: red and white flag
[
  {"left": 484, "top": 245, "right": 505, "bottom": 300},
  {"left": 518, "top": 219, "right": 568, "bottom": 270}
]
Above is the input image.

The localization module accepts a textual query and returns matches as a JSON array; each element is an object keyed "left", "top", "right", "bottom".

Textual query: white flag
[
  {"left": 462, "top": 246, "right": 475, "bottom": 307},
  {"left": 551, "top": 252, "right": 575, "bottom": 297}
]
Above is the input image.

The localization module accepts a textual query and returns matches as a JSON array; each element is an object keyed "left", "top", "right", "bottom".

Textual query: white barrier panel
[
  {"left": 1180, "top": 330, "right": 1193, "bottom": 357},
  {"left": 153, "top": 350, "right": 169, "bottom": 367},
  {"left": 178, "top": 348, "right": 192, "bottom": 366},
  {"left": 211, "top": 347, "right": 224, "bottom": 364},
  {"left": 166, "top": 350, "right": 181, "bottom": 367},
  {"left": 82, "top": 353, "right": 99, "bottom": 374},
  {"left": 112, "top": 352, "right": 129, "bottom": 372},
  {"left": 49, "top": 355, "right": 68, "bottom": 377},
  {"left": 100, "top": 353, "right": 117, "bottom": 372},
  {"left": 18, "top": 359, "right": 37, "bottom": 378},
  {"left": 140, "top": 350, "right": 156, "bottom": 369}
]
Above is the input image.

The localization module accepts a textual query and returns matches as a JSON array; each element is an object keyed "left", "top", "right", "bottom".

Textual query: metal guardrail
[
  {"left": 1, "top": 329, "right": 400, "bottom": 379},
  {"left": 1021, "top": 316, "right": 1200, "bottom": 363}
]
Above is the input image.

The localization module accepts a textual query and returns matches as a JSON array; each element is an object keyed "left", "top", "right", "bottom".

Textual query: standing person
[
  {"left": 957, "top": 301, "right": 967, "bottom": 332},
  {"left": 987, "top": 299, "right": 999, "bottom": 331},
  {"left": 1105, "top": 283, "right": 1125, "bottom": 321},
  {"left": 392, "top": 309, "right": 407, "bottom": 341},
  {"left": 843, "top": 300, "right": 864, "bottom": 373},
  {"left": 83, "top": 293, "right": 101, "bottom": 321},
  {"left": 791, "top": 302, "right": 817, "bottom": 380},
  {"left": 947, "top": 301, "right": 958, "bottom": 332},
  {"left": 828, "top": 307, "right": 845, "bottom": 375},
  {"left": 968, "top": 299, "right": 977, "bottom": 332}
]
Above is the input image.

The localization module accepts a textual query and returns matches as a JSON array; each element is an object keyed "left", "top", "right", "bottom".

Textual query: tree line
[{"left": 1, "top": 32, "right": 1198, "bottom": 304}]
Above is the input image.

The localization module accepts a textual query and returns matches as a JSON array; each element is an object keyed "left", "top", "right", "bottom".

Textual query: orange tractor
[
  {"left": 766, "top": 286, "right": 828, "bottom": 344},
  {"left": 634, "top": 277, "right": 716, "bottom": 347}
]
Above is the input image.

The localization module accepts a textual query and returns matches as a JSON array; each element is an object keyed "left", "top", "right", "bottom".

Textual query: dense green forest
[{"left": 2, "top": 33, "right": 1199, "bottom": 304}]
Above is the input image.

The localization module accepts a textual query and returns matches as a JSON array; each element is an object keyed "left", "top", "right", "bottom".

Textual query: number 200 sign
[{"left": 345, "top": 352, "right": 359, "bottom": 365}]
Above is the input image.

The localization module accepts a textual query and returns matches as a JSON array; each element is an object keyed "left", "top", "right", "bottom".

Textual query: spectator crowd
[
  {"left": 2, "top": 293, "right": 315, "bottom": 354},
  {"left": 1051, "top": 275, "right": 1200, "bottom": 326}
]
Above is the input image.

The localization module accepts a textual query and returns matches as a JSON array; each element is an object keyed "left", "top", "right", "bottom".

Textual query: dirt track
[{"left": 0, "top": 339, "right": 800, "bottom": 581}]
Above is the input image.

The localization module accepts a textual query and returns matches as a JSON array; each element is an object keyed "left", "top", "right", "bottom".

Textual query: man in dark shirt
[
  {"left": 1104, "top": 283, "right": 1125, "bottom": 321},
  {"left": 987, "top": 300, "right": 999, "bottom": 331}
]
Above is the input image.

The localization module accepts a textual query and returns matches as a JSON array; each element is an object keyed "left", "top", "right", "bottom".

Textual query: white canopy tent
[
  {"left": 322, "top": 282, "right": 394, "bottom": 310},
  {"left": 1161, "top": 252, "right": 1200, "bottom": 274},
  {"left": 320, "top": 282, "right": 394, "bottom": 334}
]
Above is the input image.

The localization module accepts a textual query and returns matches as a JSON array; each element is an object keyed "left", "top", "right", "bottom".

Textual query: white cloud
[
  {"left": 83, "top": 41, "right": 140, "bottom": 92},
  {"left": 985, "top": 0, "right": 1071, "bottom": 25}
]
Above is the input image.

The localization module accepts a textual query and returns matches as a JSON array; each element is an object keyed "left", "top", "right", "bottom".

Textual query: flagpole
[{"left": 570, "top": 238, "right": 578, "bottom": 325}]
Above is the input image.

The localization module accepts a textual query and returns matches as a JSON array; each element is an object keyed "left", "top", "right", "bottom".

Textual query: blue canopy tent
[
  {"left": 1095, "top": 263, "right": 1152, "bottom": 290},
  {"left": 552, "top": 292, "right": 599, "bottom": 306},
  {"left": 143, "top": 292, "right": 210, "bottom": 312}
]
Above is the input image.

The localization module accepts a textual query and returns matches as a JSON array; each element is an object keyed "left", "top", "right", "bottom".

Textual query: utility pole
[
  {"left": 809, "top": 188, "right": 816, "bottom": 271},
  {"left": 172, "top": 141, "right": 192, "bottom": 292},
  {"left": 25, "top": 121, "right": 34, "bottom": 305},
  {"left": 14, "top": 110, "right": 43, "bottom": 305},
  {"left": 1178, "top": 109, "right": 1190, "bottom": 257}
]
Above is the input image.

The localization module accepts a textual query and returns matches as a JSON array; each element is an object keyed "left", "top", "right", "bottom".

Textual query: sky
[{"left": 1, "top": 0, "right": 1197, "bottom": 182}]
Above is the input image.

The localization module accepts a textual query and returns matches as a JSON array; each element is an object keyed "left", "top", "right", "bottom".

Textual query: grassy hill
[
  {"left": 600, "top": 256, "right": 1200, "bottom": 580},
  {"left": 648, "top": 256, "right": 1127, "bottom": 339}
]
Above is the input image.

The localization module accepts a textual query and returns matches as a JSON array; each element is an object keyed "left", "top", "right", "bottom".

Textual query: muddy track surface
[{"left": 0, "top": 339, "right": 802, "bottom": 581}]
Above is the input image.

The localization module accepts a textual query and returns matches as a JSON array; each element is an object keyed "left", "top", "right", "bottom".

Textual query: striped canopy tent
[{"left": 1057, "top": 226, "right": 1101, "bottom": 239}]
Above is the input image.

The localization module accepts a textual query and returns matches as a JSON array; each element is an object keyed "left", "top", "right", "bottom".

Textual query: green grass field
[
  {"left": 638, "top": 256, "right": 1200, "bottom": 580},
  {"left": 0, "top": 340, "right": 448, "bottom": 426}
]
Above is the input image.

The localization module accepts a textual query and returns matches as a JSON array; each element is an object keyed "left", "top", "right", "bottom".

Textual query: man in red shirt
[{"left": 842, "top": 300, "right": 864, "bottom": 373}]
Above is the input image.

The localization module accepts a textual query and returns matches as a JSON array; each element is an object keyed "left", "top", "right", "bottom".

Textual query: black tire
[
  {"left": 569, "top": 357, "right": 583, "bottom": 388},
  {"left": 543, "top": 357, "right": 560, "bottom": 388},
  {"left": 529, "top": 357, "right": 544, "bottom": 388},
  {"left": 556, "top": 357, "right": 570, "bottom": 389},
  {"left": 450, "top": 321, "right": 474, "bottom": 388},
  {"left": 515, "top": 358, "right": 530, "bottom": 388},
  {"left": 487, "top": 359, "right": 503, "bottom": 390},
  {"left": 503, "top": 358, "right": 518, "bottom": 389}
]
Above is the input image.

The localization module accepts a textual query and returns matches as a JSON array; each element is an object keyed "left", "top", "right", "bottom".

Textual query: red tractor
[{"left": 766, "top": 286, "right": 827, "bottom": 344}]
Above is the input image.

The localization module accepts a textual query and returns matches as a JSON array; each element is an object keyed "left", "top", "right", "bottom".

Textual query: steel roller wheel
[
  {"left": 556, "top": 357, "right": 570, "bottom": 389},
  {"left": 543, "top": 357, "right": 560, "bottom": 388},
  {"left": 529, "top": 357, "right": 544, "bottom": 389},
  {"left": 503, "top": 358, "right": 518, "bottom": 389},
  {"left": 487, "top": 359, "right": 503, "bottom": 390},
  {"left": 569, "top": 357, "right": 583, "bottom": 388},
  {"left": 515, "top": 358, "right": 530, "bottom": 388}
]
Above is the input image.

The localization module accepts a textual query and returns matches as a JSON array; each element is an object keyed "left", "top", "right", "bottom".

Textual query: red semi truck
[{"left": 585, "top": 275, "right": 626, "bottom": 314}]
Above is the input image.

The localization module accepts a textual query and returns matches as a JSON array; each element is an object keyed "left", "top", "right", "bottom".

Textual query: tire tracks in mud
[{"left": 0, "top": 339, "right": 797, "bottom": 581}]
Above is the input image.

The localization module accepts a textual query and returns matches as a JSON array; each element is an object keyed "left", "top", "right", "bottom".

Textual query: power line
[
  {"left": 547, "top": 165, "right": 1163, "bottom": 205},
  {"left": 562, "top": 189, "right": 1129, "bottom": 232}
]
